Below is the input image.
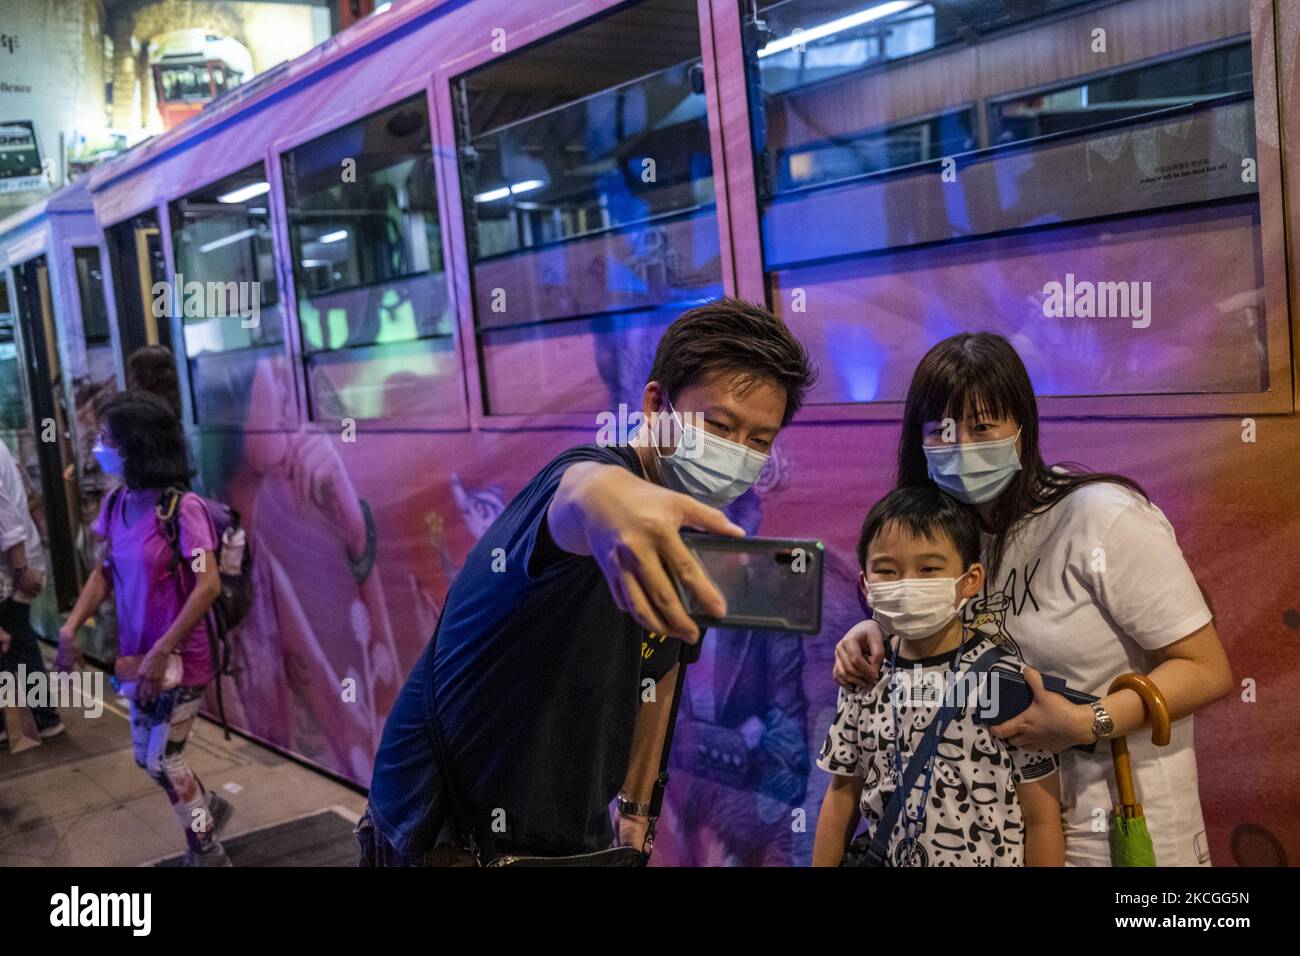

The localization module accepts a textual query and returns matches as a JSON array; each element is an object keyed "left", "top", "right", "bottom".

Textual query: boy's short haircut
[
  {"left": 857, "top": 485, "right": 981, "bottom": 571},
  {"left": 648, "top": 297, "right": 817, "bottom": 429}
]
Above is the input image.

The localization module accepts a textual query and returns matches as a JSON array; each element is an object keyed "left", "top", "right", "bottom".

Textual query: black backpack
[{"left": 157, "top": 486, "right": 252, "bottom": 740}]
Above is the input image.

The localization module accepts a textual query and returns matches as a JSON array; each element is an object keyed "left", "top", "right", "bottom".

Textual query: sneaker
[
  {"left": 206, "top": 792, "right": 234, "bottom": 838},
  {"left": 181, "top": 842, "right": 232, "bottom": 867},
  {"left": 37, "top": 720, "right": 66, "bottom": 739}
]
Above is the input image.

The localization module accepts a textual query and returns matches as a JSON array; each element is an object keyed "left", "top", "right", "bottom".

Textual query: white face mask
[
  {"left": 866, "top": 572, "right": 971, "bottom": 641},
  {"left": 654, "top": 398, "right": 769, "bottom": 509}
]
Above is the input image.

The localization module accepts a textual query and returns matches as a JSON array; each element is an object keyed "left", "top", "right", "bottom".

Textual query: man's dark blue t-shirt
[{"left": 368, "top": 443, "right": 681, "bottom": 856}]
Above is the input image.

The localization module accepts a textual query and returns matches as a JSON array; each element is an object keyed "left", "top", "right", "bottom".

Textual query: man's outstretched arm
[{"left": 547, "top": 462, "right": 742, "bottom": 641}]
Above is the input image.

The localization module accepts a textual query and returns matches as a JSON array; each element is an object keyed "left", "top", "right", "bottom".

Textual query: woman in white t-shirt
[{"left": 833, "top": 332, "right": 1232, "bottom": 866}]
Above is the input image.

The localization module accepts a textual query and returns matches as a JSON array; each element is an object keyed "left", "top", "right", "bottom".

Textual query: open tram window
[
  {"left": 169, "top": 162, "right": 287, "bottom": 426},
  {"left": 453, "top": 0, "right": 723, "bottom": 415},
  {"left": 281, "top": 93, "right": 461, "bottom": 422},
  {"left": 72, "top": 247, "right": 112, "bottom": 349},
  {"left": 743, "top": 0, "right": 1276, "bottom": 405}
]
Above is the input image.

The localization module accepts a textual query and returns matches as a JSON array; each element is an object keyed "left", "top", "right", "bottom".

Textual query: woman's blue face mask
[
  {"left": 922, "top": 429, "right": 1022, "bottom": 504},
  {"left": 93, "top": 440, "right": 125, "bottom": 476}
]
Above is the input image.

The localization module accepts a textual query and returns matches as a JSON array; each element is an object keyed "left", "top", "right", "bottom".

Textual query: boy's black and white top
[{"left": 818, "top": 634, "right": 1058, "bottom": 867}]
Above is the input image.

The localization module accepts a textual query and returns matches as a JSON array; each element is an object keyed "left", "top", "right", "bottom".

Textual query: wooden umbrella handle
[
  {"left": 1108, "top": 673, "right": 1172, "bottom": 745},
  {"left": 1108, "top": 673, "right": 1172, "bottom": 817}
]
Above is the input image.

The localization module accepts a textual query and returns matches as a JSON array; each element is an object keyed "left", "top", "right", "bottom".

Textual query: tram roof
[
  {"left": 84, "top": 0, "right": 455, "bottom": 198},
  {"left": 0, "top": 179, "right": 94, "bottom": 243}
]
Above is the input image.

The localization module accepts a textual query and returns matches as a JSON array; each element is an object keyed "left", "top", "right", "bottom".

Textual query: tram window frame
[
  {"left": 450, "top": 0, "right": 726, "bottom": 418},
  {"left": 734, "top": 0, "right": 1293, "bottom": 418},
  {"left": 0, "top": 281, "right": 25, "bottom": 431},
  {"left": 168, "top": 161, "right": 290, "bottom": 428},
  {"left": 279, "top": 91, "right": 461, "bottom": 424}
]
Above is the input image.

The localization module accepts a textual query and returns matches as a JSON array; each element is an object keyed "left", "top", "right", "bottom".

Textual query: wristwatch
[
  {"left": 1089, "top": 701, "right": 1115, "bottom": 741},
  {"left": 616, "top": 792, "right": 651, "bottom": 818}
]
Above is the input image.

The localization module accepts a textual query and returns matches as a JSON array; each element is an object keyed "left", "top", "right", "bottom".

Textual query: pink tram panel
[{"left": 82, "top": 0, "right": 1300, "bottom": 866}]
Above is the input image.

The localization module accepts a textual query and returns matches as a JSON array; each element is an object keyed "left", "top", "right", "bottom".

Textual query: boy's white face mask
[{"left": 865, "top": 572, "right": 971, "bottom": 641}]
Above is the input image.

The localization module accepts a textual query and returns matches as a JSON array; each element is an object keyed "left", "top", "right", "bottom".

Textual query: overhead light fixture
[
  {"left": 757, "top": 1, "right": 918, "bottom": 58},
  {"left": 474, "top": 179, "right": 546, "bottom": 203},
  {"left": 319, "top": 229, "right": 348, "bottom": 243},
  {"left": 198, "top": 227, "right": 257, "bottom": 253},
  {"left": 216, "top": 181, "right": 271, "bottom": 203}
]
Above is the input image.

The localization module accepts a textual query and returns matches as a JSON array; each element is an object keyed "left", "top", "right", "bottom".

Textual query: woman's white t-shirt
[{"left": 969, "top": 478, "right": 1213, "bottom": 866}]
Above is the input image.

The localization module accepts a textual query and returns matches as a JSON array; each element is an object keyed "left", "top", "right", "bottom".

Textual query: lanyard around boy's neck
[{"left": 886, "top": 631, "right": 968, "bottom": 851}]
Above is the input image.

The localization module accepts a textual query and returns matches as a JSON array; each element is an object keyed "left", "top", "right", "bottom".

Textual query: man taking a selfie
[{"left": 359, "top": 297, "right": 815, "bottom": 864}]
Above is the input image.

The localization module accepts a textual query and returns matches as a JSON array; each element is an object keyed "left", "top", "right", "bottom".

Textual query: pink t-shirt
[{"left": 95, "top": 488, "right": 217, "bottom": 687}]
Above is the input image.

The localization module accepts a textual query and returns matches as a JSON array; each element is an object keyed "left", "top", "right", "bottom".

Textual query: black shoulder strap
[
  {"left": 100, "top": 486, "right": 125, "bottom": 576},
  {"left": 156, "top": 487, "right": 186, "bottom": 575},
  {"left": 864, "top": 643, "right": 1007, "bottom": 866}
]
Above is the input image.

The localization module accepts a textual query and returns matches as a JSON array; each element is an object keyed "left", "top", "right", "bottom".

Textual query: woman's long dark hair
[
  {"left": 101, "top": 391, "right": 194, "bottom": 491},
  {"left": 897, "top": 332, "right": 1147, "bottom": 581},
  {"left": 126, "top": 345, "right": 182, "bottom": 418}
]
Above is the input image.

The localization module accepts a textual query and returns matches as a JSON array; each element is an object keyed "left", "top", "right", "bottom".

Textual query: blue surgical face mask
[
  {"left": 93, "top": 441, "right": 125, "bottom": 476},
  {"left": 923, "top": 429, "right": 1022, "bottom": 504},
  {"left": 654, "top": 398, "right": 769, "bottom": 509}
]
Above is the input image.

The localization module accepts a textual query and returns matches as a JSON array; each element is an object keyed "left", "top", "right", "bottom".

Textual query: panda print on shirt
[{"left": 818, "top": 635, "right": 1058, "bottom": 867}]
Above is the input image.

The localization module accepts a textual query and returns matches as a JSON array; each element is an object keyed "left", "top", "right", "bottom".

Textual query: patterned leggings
[{"left": 129, "top": 686, "right": 213, "bottom": 852}]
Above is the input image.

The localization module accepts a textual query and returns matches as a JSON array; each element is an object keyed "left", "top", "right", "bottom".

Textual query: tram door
[
  {"left": 12, "top": 255, "right": 83, "bottom": 611},
  {"left": 104, "top": 210, "right": 172, "bottom": 367}
]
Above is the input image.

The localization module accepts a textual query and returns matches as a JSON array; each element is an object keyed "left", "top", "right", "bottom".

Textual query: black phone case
[
  {"left": 677, "top": 533, "right": 824, "bottom": 634},
  {"left": 973, "top": 666, "right": 1101, "bottom": 753}
]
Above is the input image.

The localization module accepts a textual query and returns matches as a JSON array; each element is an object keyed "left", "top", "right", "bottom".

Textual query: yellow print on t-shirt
[{"left": 642, "top": 632, "right": 671, "bottom": 660}]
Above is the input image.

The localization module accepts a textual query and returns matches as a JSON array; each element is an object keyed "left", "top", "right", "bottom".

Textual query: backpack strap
[
  {"left": 99, "top": 486, "right": 126, "bottom": 580},
  {"left": 156, "top": 487, "right": 187, "bottom": 577},
  {"left": 863, "top": 643, "right": 1008, "bottom": 867}
]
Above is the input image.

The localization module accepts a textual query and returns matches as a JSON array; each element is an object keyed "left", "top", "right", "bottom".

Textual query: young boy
[{"left": 813, "top": 485, "right": 1064, "bottom": 867}]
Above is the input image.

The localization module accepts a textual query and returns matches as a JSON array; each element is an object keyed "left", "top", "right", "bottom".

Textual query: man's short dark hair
[
  {"left": 857, "top": 485, "right": 981, "bottom": 571},
  {"left": 648, "top": 297, "right": 816, "bottom": 428}
]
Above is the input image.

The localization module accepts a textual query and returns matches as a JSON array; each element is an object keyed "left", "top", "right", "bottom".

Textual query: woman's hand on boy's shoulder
[{"left": 834, "top": 619, "right": 886, "bottom": 690}]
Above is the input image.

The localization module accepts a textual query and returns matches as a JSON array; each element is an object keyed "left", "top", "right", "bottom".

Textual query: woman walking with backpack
[{"left": 55, "top": 391, "right": 234, "bottom": 865}]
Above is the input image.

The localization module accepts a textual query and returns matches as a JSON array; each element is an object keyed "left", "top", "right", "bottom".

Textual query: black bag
[
  {"left": 428, "top": 614, "right": 695, "bottom": 867},
  {"left": 155, "top": 486, "right": 253, "bottom": 740}
]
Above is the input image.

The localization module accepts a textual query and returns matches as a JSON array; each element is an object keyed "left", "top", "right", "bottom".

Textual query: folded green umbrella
[
  {"left": 1110, "top": 809, "right": 1156, "bottom": 867},
  {"left": 1105, "top": 674, "right": 1171, "bottom": 867}
]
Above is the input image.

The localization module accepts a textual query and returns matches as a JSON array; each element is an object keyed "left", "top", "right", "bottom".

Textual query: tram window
[
  {"left": 104, "top": 210, "right": 172, "bottom": 358},
  {"left": 455, "top": 0, "right": 723, "bottom": 414},
  {"left": 159, "top": 66, "right": 214, "bottom": 102},
  {"left": 990, "top": 42, "right": 1253, "bottom": 145},
  {"left": 170, "top": 162, "right": 287, "bottom": 426},
  {"left": 72, "top": 248, "right": 112, "bottom": 347},
  {"left": 744, "top": 0, "right": 1274, "bottom": 403},
  {"left": 281, "top": 93, "right": 457, "bottom": 421},
  {"left": 0, "top": 299, "right": 23, "bottom": 430}
]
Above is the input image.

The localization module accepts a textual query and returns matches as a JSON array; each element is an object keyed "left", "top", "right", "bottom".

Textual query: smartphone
[{"left": 674, "top": 532, "right": 824, "bottom": 634}]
